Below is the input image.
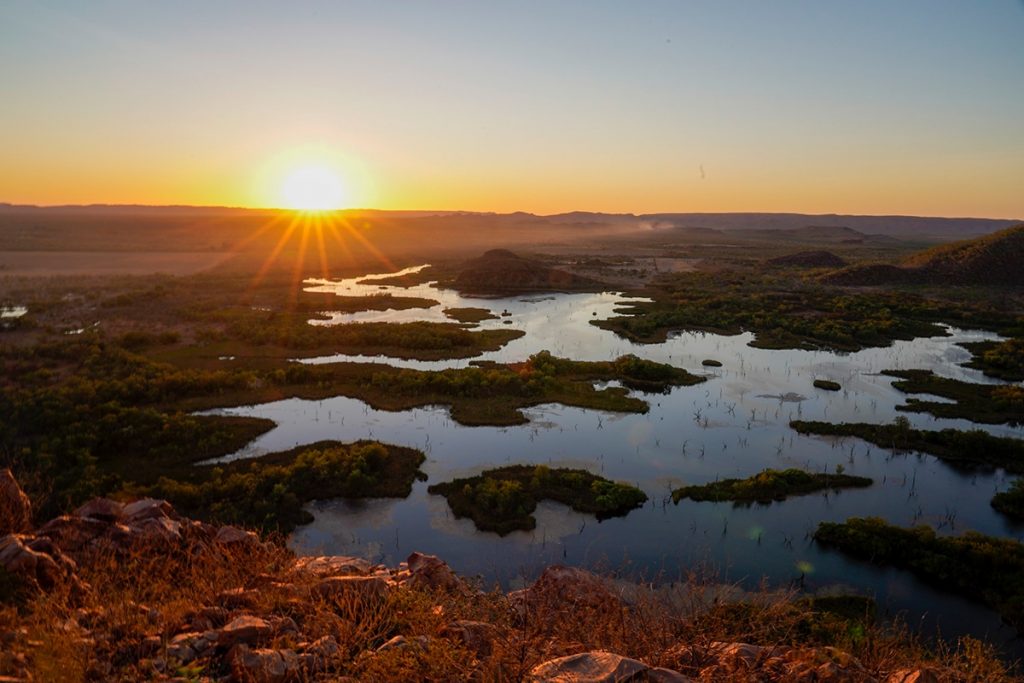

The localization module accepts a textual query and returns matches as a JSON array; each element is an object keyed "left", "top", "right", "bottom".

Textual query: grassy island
[
  {"left": 815, "top": 517, "right": 1024, "bottom": 630},
  {"left": 132, "top": 440, "right": 426, "bottom": 532},
  {"left": 959, "top": 338, "right": 1024, "bottom": 382},
  {"left": 672, "top": 468, "right": 871, "bottom": 505},
  {"left": 992, "top": 479, "right": 1024, "bottom": 521},
  {"left": 881, "top": 370, "right": 1024, "bottom": 425},
  {"left": 427, "top": 465, "right": 647, "bottom": 535},
  {"left": 790, "top": 419, "right": 1024, "bottom": 473},
  {"left": 813, "top": 379, "right": 841, "bottom": 391},
  {"left": 443, "top": 306, "right": 498, "bottom": 323}
]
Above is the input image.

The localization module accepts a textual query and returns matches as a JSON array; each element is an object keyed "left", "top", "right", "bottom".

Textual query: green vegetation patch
[
  {"left": 316, "top": 294, "right": 440, "bottom": 313},
  {"left": 882, "top": 370, "right": 1024, "bottom": 425},
  {"left": 813, "top": 379, "right": 841, "bottom": 391},
  {"left": 701, "top": 359, "right": 723, "bottom": 367},
  {"left": 959, "top": 338, "right": 1024, "bottom": 382},
  {"left": 443, "top": 307, "right": 498, "bottom": 323},
  {"left": 672, "top": 468, "right": 871, "bottom": 505},
  {"left": 992, "top": 479, "right": 1024, "bottom": 521},
  {"left": 133, "top": 440, "right": 425, "bottom": 533},
  {"left": 427, "top": 464, "right": 647, "bottom": 535},
  {"left": 790, "top": 419, "right": 1024, "bottom": 473},
  {"left": 815, "top": 517, "right": 1024, "bottom": 630}
]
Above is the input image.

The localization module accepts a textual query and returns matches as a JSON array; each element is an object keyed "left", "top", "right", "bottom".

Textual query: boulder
[
  {"left": 511, "top": 565, "right": 622, "bottom": 614},
  {"left": 215, "top": 525, "right": 259, "bottom": 547},
  {"left": 228, "top": 644, "right": 301, "bottom": 683},
  {"left": 0, "top": 533, "right": 79, "bottom": 591},
  {"left": 293, "top": 555, "right": 375, "bottom": 577},
  {"left": 121, "top": 498, "right": 178, "bottom": 523},
  {"left": 0, "top": 469, "right": 32, "bottom": 534},
  {"left": 73, "top": 498, "right": 124, "bottom": 523},
  {"left": 529, "top": 651, "right": 691, "bottom": 682},
  {"left": 405, "top": 551, "right": 462, "bottom": 592},
  {"left": 217, "top": 615, "right": 274, "bottom": 648},
  {"left": 441, "top": 620, "right": 501, "bottom": 657},
  {"left": 886, "top": 671, "right": 942, "bottom": 683}
]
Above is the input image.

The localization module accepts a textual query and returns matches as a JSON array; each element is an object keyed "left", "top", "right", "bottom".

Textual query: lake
[{"left": 202, "top": 265, "right": 1024, "bottom": 653}]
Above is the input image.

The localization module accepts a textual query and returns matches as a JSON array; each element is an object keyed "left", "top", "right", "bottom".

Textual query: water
[
  {"left": 0, "top": 305, "right": 27, "bottom": 319},
  {"left": 203, "top": 265, "right": 1024, "bottom": 653}
]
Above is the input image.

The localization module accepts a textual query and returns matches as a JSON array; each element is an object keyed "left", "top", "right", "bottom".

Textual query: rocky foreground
[{"left": 0, "top": 469, "right": 1012, "bottom": 682}]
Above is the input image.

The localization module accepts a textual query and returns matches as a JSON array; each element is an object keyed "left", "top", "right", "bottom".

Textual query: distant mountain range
[{"left": 1, "top": 204, "right": 1018, "bottom": 241}]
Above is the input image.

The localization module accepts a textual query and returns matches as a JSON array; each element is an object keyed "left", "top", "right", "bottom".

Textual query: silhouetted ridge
[
  {"left": 454, "top": 249, "right": 603, "bottom": 294},
  {"left": 825, "top": 224, "right": 1024, "bottom": 286}
]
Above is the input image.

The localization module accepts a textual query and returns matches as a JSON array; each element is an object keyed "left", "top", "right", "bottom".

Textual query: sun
[{"left": 279, "top": 164, "right": 348, "bottom": 210}]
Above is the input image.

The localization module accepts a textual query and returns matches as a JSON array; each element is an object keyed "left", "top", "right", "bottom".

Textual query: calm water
[{"left": 204, "top": 266, "right": 1024, "bottom": 653}]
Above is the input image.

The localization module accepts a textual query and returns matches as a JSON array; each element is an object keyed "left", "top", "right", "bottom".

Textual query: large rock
[
  {"left": 312, "top": 575, "right": 390, "bottom": 602},
  {"left": 0, "top": 533, "right": 79, "bottom": 592},
  {"left": 510, "top": 565, "right": 623, "bottom": 614},
  {"left": 0, "top": 469, "right": 32, "bottom": 534},
  {"left": 217, "top": 615, "right": 274, "bottom": 648},
  {"left": 228, "top": 644, "right": 301, "bottom": 683},
  {"left": 292, "top": 555, "right": 375, "bottom": 577},
  {"left": 886, "top": 670, "right": 942, "bottom": 683},
  {"left": 529, "top": 651, "right": 691, "bottom": 682},
  {"left": 405, "top": 551, "right": 462, "bottom": 592}
]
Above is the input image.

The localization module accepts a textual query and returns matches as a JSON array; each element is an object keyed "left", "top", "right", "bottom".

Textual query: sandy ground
[{"left": 0, "top": 251, "right": 232, "bottom": 277}]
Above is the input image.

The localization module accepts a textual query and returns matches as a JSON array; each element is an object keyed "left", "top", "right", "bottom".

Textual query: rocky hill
[
  {"left": 0, "top": 470, "right": 1011, "bottom": 681},
  {"left": 826, "top": 224, "right": 1024, "bottom": 287},
  {"left": 453, "top": 249, "right": 604, "bottom": 295},
  {"left": 767, "top": 250, "right": 848, "bottom": 269}
]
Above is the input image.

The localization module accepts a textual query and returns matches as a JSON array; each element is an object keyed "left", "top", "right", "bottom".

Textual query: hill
[
  {"left": 767, "top": 250, "right": 848, "bottom": 268},
  {"left": 826, "top": 225, "right": 1024, "bottom": 286},
  {"left": 453, "top": 249, "right": 604, "bottom": 294}
]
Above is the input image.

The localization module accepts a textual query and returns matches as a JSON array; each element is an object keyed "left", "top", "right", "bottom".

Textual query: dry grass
[{"left": 1, "top": 538, "right": 1020, "bottom": 682}]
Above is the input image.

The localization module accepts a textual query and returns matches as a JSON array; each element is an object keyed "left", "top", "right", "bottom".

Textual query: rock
[
  {"left": 708, "top": 641, "right": 770, "bottom": 668},
  {"left": 303, "top": 635, "right": 340, "bottom": 672},
  {"left": 293, "top": 555, "right": 375, "bottom": 577},
  {"left": 228, "top": 644, "right": 301, "bottom": 683},
  {"left": 128, "top": 515, "right": 182, "bottom": 543},
  {"left": 0, "top": 469, "right": 32, "bottom": 534},
  {"left": 215, "top": 525, "right": 259, "bottom": 547},
  {"left": 217, "top": 615, "right": 273, "bottom": 648},
  {"left": 886, "top": 670, "right": 942, "bottom": 683},
  {"left": 511, "top": 565, "right": 622, "bottom": 614},
  {"left": 121, "top": 498, "right": 178, "bottom": 523},
  {"left": 73, "top": 498, "right": 124, "bottom": 523},
  {"left": 313, "top": 575, "right": 390, "bottom": 602},
  {"left": 217, "top": 587, "right": 261, "bottom": 610},
  {"left": 529, "top": 651, "right": 691, "bottom": 682},
  {"left": 0, "top": 533, "right": 79, "bottom": 591},
  {"left": 405, "top": 551, "right": 462, "bottom": 592},
  {"left": 375, "top": 635, "right": 431, "bottom": 653},
  {"left": 441, "top": 620, "right": 500, "bottom": 657}
]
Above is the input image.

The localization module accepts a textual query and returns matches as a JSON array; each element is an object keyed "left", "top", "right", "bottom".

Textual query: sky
[{"left": 1, "top": 1, "right": 1022, "bottom": 217}]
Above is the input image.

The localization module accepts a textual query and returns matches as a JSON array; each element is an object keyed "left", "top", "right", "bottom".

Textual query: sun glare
[{"left": 279, "top": 164, "right": 347, "bottom": 210}]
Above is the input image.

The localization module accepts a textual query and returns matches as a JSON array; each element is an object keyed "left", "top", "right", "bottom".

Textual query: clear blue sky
[{"left": 2, "top": 1, "right": 1022, "bottom": 216}]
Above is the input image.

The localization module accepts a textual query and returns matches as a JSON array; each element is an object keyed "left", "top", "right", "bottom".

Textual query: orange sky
[{"left": 2, "top": 2, "right": 1022, "bottom": 218}]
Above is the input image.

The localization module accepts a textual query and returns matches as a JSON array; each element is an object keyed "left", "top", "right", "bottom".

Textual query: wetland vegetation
[
  {"left": 882, "top": 370, "right": 1024, "bottom": 425},
  {"left": 427, "top": 464, "right": 647, "bottom": 535},
  {"left": 815, "top": 517, "right": 1024, "bottom": 630},
  {"left": 672, "top": 468, "right": 871, "bottom": 505}
]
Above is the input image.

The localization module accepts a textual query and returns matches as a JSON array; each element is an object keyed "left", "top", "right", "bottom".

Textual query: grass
[
  {"left": 130, "top": 440, "right": 426, "bottom": 533},
  {"left": 815, "top": 517, "right": 1024, "bottom": 631},
  {"left": 427, "top": 465, "right": 647, "bottom": 535},
  {"left": 672, "top": 468, "right": 871, "bottom": 505},
  {"left": 790, "top": 419, "right": 1024, "bottom": 473},
  {"left": 1, "top": 525, "right": 1017, "bottom": 681},
  {"left": 882, "top": 370, "right": 1024, "bottom": 425},
  {"left": 959, "top": 339, "right": 1024, "bottom": 382},
  {"left": 813, "top": 379, "right": 841, "bottom": 391}
]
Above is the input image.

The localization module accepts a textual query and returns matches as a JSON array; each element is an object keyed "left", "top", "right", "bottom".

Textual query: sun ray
[
  {"left": 250, "top": 211, "right": 304, "bottom": 291},
  {"left": 327, "top": 212, "right": 395, "bottom": 272}
]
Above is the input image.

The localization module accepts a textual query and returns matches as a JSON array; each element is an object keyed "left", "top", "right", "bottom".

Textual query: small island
[
  {"left": 428, "top": 465, "right": 647, "bottom": 535},
  {"left": 813, "top": 379, "right": 841, "bottom": 391},
  {"left": 136, "top": 440, "right": 426, "bottom": 533},
  {"left": 701, "top": 359, "right": 723, "bottom": 367},
  {"left": 672, "top": 468, "right": 871, "bottom": 505},
  {"left": 992, "top": 479, "right": 1024, "bottom": 521},
  {"left": 443, "top": 306, "right": 498, "bottom": 323}
]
